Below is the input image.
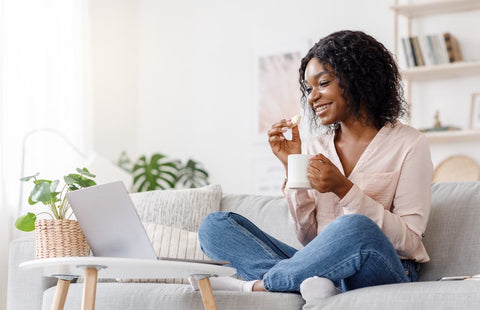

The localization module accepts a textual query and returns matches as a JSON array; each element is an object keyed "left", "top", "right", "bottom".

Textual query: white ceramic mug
[{"left": 286, "top": 154, "right": 312, "bottom": 189}]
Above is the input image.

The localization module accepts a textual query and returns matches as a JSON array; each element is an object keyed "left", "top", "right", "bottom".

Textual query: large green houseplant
[{"left": 117, "top": 152, "right": 209, "bottom": 192}]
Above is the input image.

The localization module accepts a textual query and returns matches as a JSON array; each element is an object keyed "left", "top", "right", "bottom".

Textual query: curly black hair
[{"left": 299, "top": 30, "right": 407, "bottom": 130}]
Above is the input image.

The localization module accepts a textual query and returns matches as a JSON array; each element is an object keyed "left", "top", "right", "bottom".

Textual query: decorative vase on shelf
[{"left": 34, "top": 219, "right": 90, "bottom": 259}]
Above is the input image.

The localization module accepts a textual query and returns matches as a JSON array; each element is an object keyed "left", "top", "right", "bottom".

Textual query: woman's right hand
[{"left": 267, "top": 118, "right": 302, "bottom": 168}]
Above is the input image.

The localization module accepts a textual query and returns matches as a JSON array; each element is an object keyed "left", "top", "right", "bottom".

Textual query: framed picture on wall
[
  {"left": 470, "top": 93, "right": 480, "bottom": 129},
  {"left": 252, "top": 41, "right": 310, "bottom": 143},
  {"left": 255, "top": 50, "right": 302, "bottom": 135}
]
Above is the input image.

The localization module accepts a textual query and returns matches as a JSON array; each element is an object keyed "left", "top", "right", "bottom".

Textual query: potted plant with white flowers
[{"left": 15, "top": 168, "right": 96, "bottom": 258}]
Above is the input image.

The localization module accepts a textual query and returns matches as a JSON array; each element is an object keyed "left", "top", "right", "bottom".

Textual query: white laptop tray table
[{"left": 20, "top": 256, "right": 236, "bottom": 310}]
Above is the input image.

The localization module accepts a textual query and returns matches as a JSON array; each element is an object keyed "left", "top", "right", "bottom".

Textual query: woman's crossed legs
[{"left": 198, "top": 212, "right": 412, "bottom": 293}]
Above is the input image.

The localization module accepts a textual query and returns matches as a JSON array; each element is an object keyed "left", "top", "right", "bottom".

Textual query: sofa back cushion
[
  {"left": 130, "top": 184, "right": 222, "bottom": 232},
  {"left": 220, "top": 194, "right": 303, "bottom": 249},
  {"left": 419, "top": 181, "right": 480, "bottom": 281},
  {"left": 123, "top": 185, "right": 222, "bottom": 283}
]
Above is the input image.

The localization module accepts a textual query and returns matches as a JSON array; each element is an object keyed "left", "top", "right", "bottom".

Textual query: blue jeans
[{"left": 198, "top": 212, "right": 418, "bottom": 292}]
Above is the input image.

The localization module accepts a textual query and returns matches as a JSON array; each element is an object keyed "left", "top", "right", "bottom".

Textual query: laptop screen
[{"left": 66, "top": 181, "right": 157, "bottom": 259}]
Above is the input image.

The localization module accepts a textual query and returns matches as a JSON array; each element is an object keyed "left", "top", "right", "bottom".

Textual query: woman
[{"left": 192, "top": 30, "right": 433, "bottom": 299}]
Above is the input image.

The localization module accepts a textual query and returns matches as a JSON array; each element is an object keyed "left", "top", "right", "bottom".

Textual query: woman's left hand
[{"left": 307, "top": 153, "right": 353, "bottom": 199}]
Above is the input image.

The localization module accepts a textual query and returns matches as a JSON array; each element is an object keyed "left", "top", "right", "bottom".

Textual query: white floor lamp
[{"left": 17, "top": 128, "right": 87, "bottom": 217}]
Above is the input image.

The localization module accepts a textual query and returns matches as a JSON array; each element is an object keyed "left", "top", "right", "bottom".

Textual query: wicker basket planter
[{"left": 35, "top": 219, "right": 90, "bottom": 259}]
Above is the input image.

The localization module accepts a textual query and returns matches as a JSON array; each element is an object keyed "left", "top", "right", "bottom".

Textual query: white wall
[
  {"left": 90, "top": 0, "right": 139, "bottom": 160},
  {"left": 90, "top": 0, "right": 480, "bottom": 195},
  {"left": 135, "top": 0, "right": 394, "bottom": 194}
]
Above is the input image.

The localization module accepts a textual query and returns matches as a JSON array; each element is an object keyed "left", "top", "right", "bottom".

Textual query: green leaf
[
  {"left": 15, "top": 213, "right": 36, "bottom": 232},
  {"left": 76, "top": 167, "right": 96, "bottom": 178},
  {"left": 82, "top": 178, "right": 96, "bottom": 187},
  {"left": 50, "top": 180, "right": 60, "bottom": 192},
  {"left": 20, "top": 172, "right": 40, "bottom": 182},
  {"left": 64, "top": 174, "right": 96, "bottom": 188},
  {"left": 51, "top": 192, "right": 61, "bottom": 203},
  {"left": 64, "top": 175, "right": 75, "bottom": 185},
  {"left": 28, "top": 196, "right": 38, "bottom": 205},
  {"left": 116, "top": 151, "right": 133, "bottom": 173},
  {"left": 177, "top": 159, "right": 209, "bottom": 189},
  {"left": 156, "top": 175, "right": 177, "bottom": 188},
  {"left": 33, "top": 179, "right": 52, "bottom": 185},
  {"left": 30, "top": 182, "right": 52, "bottom": 204},
  {"left": 67, "top": 185, "right": 79, "bottom": 191},
  {"left": 74, "top": 175, "right": 95, "bottom": 188},
  {"left": 132, "top": 153, "right": 179, "bottom": 192},
  {"left": 136, "top": 179, "right": 149, "bottom": 192}
]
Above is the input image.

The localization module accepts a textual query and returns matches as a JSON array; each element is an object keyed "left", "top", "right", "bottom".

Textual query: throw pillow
[
  {"left": 121, "top": 222, "right": 210, "bottom": 284},
  {"left": 130, "top": 184, "right": 223, "bottom": 232},
  {"left": 145, "top": 222, "right": 209, "bottom": 262}
]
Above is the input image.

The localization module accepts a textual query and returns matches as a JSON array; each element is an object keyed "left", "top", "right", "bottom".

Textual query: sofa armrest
[{"left": 7, "top": 237, "right": 57, "bottom": 310}]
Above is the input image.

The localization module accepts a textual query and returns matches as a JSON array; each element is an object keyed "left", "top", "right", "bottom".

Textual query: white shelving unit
[
  {"left": 391, "top": 0, "right": 480, "bottom": 18},
  {"left": 401, "top": 60, "right": 480, "bottom": 81},
  {"left": 391, "top": 0, "right": 480, "bottom": 142},
  {"left": 424, "top": 129, "right": 480, "bottom": 143}
]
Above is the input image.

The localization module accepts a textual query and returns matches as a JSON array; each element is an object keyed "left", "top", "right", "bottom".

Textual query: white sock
[
  {"left": 300, "top": 276, "right": 341, "bottom": 301},
  {"left": 188, "top": 276, "right": 256, "bottom": 292}
]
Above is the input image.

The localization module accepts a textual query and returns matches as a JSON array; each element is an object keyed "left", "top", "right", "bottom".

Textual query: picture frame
[
  {"left": 470, "top": 93, "right": 480, "bottom": 130},
  {"left": 254, "top": 49, "right": 303, "bottom": 138},
  {"left": 252, "top": 40, "right": 311, "bottom": 144}
]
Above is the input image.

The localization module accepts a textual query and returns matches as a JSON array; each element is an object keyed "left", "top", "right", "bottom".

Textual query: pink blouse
[{"left": 284, "top": 122, "right": 433, "bottom": 263}]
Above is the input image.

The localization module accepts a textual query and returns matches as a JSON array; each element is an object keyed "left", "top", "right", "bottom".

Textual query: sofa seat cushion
[
  {"left": 42, "top": 283, "right": 305, "bottom": 310},
  {"left": 303, "top": 280, "right": 480, "bottom": 310}
]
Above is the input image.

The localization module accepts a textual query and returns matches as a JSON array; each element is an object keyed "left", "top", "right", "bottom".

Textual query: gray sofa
[{"left": 7, "top": 181, "right": 480, "bottom": 310}]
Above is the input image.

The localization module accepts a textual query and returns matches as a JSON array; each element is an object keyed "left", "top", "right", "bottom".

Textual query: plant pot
[{"left": 35, "top": 219, "right": 90, "bottom": 259}]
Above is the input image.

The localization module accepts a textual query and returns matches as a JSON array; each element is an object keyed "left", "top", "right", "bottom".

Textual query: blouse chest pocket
[{"left": 353, "top": 171, "right": 400, "bottom": 209}]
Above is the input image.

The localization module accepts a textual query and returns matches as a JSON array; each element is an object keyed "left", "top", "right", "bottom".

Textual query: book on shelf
[
  {"left": 401, "top": 38, "right": 415, "bottom": 68},
  {"left": 418, "top": 35, "right": 435, "bottom": 66},
  {"left": 443, "top": 32, "right": 463, "bottom": 62},
  {"left": 401, "top": 33, "right": 462, "bottom": 68},
  {"left": 428, "top": 34, "right": 449, "bottom": 65},
  {"left": 411, "top": 36, "right": 425, "bottom": 66}
]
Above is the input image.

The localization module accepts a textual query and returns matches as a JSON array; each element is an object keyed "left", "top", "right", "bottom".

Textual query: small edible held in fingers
[{"left": 289, "top": 115, "right": 301, "bottom": 128}]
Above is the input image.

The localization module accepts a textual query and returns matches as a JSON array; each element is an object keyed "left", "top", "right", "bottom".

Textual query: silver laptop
[{"left": 66, "top": 181, "right": 228, "bottom": 265}]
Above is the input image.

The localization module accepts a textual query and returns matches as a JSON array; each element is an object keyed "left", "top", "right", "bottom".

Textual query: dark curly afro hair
[{"left": 299, "top": 30, "right": 407, "bottom": 130}]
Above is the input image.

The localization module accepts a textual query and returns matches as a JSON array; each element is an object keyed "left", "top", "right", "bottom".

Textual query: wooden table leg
[
  {"left": 51, "top": 278, "right": 70, "bottom": 310},
  {"left": 198, "top": 277, "right": 217, "bottom": 310},
  {"left": 81, "top": 267, "right": 98, "bottom": 310}
]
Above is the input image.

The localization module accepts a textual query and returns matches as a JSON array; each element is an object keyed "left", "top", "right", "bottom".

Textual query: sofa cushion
[
  {"left": 7, "top": 237, "right": 57, "bottom": 310},
  {"left": 121, "top": 223, "right": 210, "bottom": 284},
  {"left": 130, "top": 184, "right": 222, "bottom": 232},
  {"left": 302, "top": 280, "right": 480, "bottom": 310},
  {"left": 420, "top": 181, "right": 480, "bottom": 281},
  {"left": 220, "top": 194, "right": 303, "bottom": 249},
  {"left": 42, "top": 283, "right": 305, "bottom": 310},
  {"left": 145, "top": 223, "right": 209, "bottom": 264}
]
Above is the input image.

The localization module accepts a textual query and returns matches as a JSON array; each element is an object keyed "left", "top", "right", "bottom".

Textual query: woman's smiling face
[{"left": 304, "top": 58, "right": 351, "bottom": 126}]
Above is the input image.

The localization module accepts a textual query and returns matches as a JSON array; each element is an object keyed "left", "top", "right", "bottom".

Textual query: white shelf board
[
  {"left": 423, "top": 129, "right": 480, "bottom": 143},
  {"left": 401, "top": 61, "right": 480, "bottom": 81},
  {"left": 390, "top": 0, "right": 480, "bottom": 17}
]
